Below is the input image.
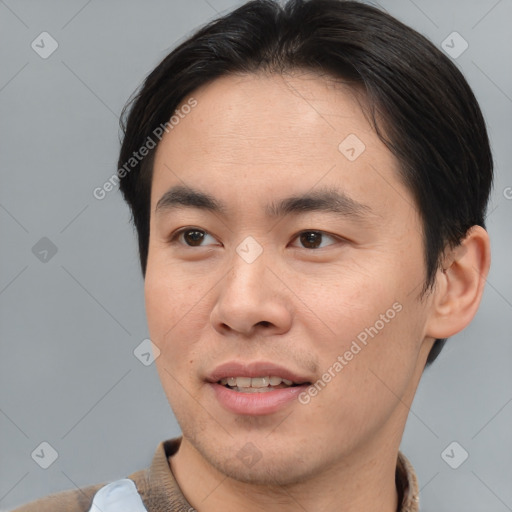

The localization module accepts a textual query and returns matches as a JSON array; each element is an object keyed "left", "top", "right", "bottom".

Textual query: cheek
[
  {"left": 144, "top": 263, "right": 212, "bottom": 358},
  {"left": 293, "top": 259, "right": 404, "bottom": 342},
  {"left": 146, "top": 269, "right": 208, "bottom": 408},
  {"left": 299, "top": 256, "right": 426, "bottom": 391},
  {"left": 317, "top": 281, "right": 426, "bottom": 396}
]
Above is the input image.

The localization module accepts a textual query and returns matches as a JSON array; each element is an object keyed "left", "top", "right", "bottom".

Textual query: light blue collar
[{"left": 88, "top": 479, "right": 148, "bottom": 512}]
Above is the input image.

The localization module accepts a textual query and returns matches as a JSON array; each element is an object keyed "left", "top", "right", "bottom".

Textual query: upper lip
[{"left": 206, "top": 361, "right": 312, "bottom": 384}]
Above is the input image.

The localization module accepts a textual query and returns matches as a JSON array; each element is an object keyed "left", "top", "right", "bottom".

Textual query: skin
[{"left": 144, "top": 72, "right": 490, "bottom": 512}]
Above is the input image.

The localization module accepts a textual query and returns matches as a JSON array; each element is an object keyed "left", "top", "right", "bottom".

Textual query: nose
[{"left": 210, "top": 248, "right": 293, "bottom": 338}]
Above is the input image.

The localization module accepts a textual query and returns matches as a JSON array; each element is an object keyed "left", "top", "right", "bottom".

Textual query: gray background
[{"left": 0, "top": 0, "right": 510, "bottom": 510}]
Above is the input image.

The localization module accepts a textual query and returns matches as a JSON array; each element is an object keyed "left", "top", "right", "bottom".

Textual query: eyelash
[{"left": 167, "top": 227, "right": 343, "bottom": 250}]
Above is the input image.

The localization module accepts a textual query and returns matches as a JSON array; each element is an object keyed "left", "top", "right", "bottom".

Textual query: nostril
[{"left": 257, "top": 321, "right": 272, "bottom": 328}]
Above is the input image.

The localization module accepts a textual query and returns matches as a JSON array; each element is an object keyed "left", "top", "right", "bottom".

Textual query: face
[{"left": 145, "top": 72, "right": 436, "bottom": 485}]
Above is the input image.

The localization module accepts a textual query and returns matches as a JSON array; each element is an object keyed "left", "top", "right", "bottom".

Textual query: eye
[
  {"left": 170, "top": 228, "right": 219, "bottom": 247},
  {"left": 290, "top": 230, "right": 340, "bottom": 249}
]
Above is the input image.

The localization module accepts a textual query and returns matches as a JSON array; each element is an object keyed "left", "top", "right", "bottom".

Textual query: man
[{"left": 12, "top": 0, "right": 492, "bottom": 510}]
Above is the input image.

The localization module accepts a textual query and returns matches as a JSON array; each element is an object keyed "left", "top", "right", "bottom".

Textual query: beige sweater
[{"left": 11, "top": 437, "right": 419, "bottom": 511}]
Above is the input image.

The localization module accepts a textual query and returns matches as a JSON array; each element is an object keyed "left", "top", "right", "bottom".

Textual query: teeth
[
  {"left": 219, "top": 376, "right": 295, "bottom": 388},
  {"left": 235, "top": 377, "right": 252, "bottom": 388},
  {"left": 251, "top": 377, "right": 269, "bottom": 388}
]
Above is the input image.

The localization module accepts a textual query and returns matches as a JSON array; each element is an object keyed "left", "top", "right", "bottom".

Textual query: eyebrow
[{"left": 155, "top": 184, "right": 374, "bottom": 221}]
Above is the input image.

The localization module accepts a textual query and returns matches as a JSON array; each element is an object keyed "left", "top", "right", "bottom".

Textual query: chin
[
  {"left": 195, "top": 438, "right": 320, "bottom": 487},
  {"left": 214, "top": 456, "right": 316, "bottom": 487}
]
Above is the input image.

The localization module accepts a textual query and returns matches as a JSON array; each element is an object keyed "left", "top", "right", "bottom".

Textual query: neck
[{"left": 169, "top": 433, "right": 401, "bottom": 512}]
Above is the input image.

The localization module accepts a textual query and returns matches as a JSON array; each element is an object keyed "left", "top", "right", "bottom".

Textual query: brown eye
[
  {"left": 182, "top": 229, "right": 206, "bottom": 246},
  {"left": 170, "top": 228, "right": 219, "bottom": 247},
  {"left": 299, "top": 231, "right": 323, "bottom": 249},
  {"left": 296, "top": 230, "right": 342, "bottom": 249}
]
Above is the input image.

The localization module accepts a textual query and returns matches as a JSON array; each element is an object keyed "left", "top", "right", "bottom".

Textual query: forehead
[
  {"left": 166, "top": 72, "right": 371, "bottom": 157},
  {"left": 150, "top": 72, "right": 413, "bottom": 221}
]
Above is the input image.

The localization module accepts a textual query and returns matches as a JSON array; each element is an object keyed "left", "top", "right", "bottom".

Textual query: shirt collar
[{"left": 396, "top": 450, "right": 420, "bottom": 512}]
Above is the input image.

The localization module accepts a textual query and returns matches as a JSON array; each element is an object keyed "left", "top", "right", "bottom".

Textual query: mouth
[
  {"left": 206, "top": 361, "right": 313, "bottom": 415},
  {"left": 217, "top": 376, "right": 310, "bottom": 393}
]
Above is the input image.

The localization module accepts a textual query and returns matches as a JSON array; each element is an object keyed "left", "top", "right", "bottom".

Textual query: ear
[{"left": 425, "top": 226, "right": 491, "bottom": 339}]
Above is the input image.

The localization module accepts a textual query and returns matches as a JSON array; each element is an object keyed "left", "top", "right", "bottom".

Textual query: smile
[{"left": 218, "top": 376, "right": 299, "bottom": 392}]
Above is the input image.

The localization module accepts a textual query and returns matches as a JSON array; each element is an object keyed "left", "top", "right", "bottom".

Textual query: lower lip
[{"left": 209, "top": 383, "right": 309, "bottom": 415}]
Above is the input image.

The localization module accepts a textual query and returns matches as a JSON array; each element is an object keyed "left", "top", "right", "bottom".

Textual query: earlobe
[{"left": 426, "top": 226, "right": 491, "bottom": 339}]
